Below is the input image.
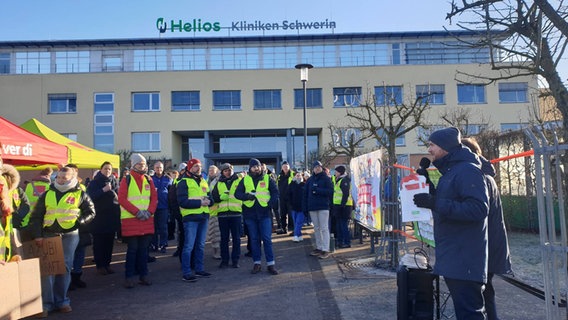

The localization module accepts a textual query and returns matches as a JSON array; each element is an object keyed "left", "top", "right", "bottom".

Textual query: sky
[{"left": 0, "top": 0, "right": 565, "bottom": 82}]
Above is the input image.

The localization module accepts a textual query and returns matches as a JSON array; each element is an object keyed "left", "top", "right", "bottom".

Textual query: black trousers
[
  {"left": 444, "top": 277, "right": 486, "bottom": 320},
  {"left": 92, "top": 232, "right": 115, "bottom": 269}
]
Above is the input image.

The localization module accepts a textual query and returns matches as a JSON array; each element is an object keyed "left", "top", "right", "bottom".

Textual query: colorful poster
[
  {"left": 399, "top": 173, "right": 432, "bottom": 222},
  {"left": 350, "top": 150, "right": 382, "bottom": 230}
]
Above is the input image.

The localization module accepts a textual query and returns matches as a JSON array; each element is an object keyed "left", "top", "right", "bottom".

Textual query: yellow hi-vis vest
[
  {"left": 278, "top": 170, "right": 295, "bottom": 185},
  {"left": 242, "top": 174, "right": 270, "bottom": 208},
  {"left": 43, "top": 190, "right": 82, "bottom": 229},
  {"left": 25, "top": 181, "right": 50, "bottom": 226},
  {"left": 333, "top": 177, "right": 353, "bottom": 206},
  {"left": 179, "top": 178, "right": 209, "bottom": 217},
  {"left": 120, "top": 175, "right": 151, "bottom": 219},
  {"left": 216, "top": 179, "right": 242, "bottom": 213},
  {"left": 0, "top": 215, "right": 13, "bottom": 262}
]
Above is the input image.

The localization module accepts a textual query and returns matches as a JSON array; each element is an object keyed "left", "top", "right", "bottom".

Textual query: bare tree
[
  {"left": 325, "top": 122, "right": 370, "bottom": 165},
  {"left": 446, "top": 1, "right": 568, "bottom": 139},
  {"left": 438, "top": 106, "right": 492, "bottom": 135}
]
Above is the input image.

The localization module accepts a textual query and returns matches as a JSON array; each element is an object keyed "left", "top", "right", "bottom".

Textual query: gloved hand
[
  {"left": 413, "top": 193, "right": 436, "bottom": 209},
  {"left": 246, "top": 193, "right": 256, "bottom": 201},
  {"left": 143, "top": 210, "right": 152, "bottom": 220},
  {"left": 136, "top": 210, "right": 148, "bottom": 221},
  {"left": 416, "top": 168, "right": 428, "bottom": 177}
]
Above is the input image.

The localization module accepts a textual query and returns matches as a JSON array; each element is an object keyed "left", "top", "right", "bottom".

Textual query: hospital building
[{"left": 0, "top": 26, "right": 537, "bottom": 171}]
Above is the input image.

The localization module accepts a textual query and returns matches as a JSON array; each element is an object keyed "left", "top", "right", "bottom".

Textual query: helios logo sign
[
  {"left": 156, "top": 18, "right": 221, "bottom": 33},
  {"left": 156, "top": 18, "right": 336, "bottom": 34}
]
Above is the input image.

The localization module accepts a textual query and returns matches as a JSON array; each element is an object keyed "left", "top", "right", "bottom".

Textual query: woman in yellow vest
[
  {"left": 332, "top": 165, "right": 353, "bottom": 249},
  {"left": 177, "top": 158, "right": 214, "bottom": 282},
  {"left": 234, "top": 158, "right": 280, "bottom": 275},
  {"left": 28, "top": 166, "right": 96, "bottom": 316},
  {"left": 211, "top": 163, "right": 242, "bottom": 268},
  {"left": 118, "top": 153, "right": 158, "bottom": 289},
  {"left": 2, "top": 163, "right": 31, "bottom": 254}
]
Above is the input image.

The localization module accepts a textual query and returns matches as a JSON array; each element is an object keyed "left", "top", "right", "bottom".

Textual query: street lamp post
[{"left": 295, "top": 63, "right": 313, "bottom": 170}]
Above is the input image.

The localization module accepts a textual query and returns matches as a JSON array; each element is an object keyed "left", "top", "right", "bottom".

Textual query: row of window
[
  {"left": 48, "top": 82, "right": 529, "bottom": 114},
  {"left": 0, "top": 41, "right": 490, "bottom": 74}
]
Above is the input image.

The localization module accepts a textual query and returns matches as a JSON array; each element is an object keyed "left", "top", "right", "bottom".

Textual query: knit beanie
[
  {"left": 335, "top": 165, "right": 346, "bottom": 175},
  {"left": 219, "top": 163, "right": 233, "bottom": 172},
  {"left": 186, "top": 158, "right": 201, "bottom": 169},
  {"left": 429, "top": 127, "right": 461, "bottom": 152},
  {"left": 249, "top": 158, "right": 261, "bottom": 169},
  {"left": 130, "top": 153, "right": 146, "bottom": 167},
  {"left": 312, "top": 161, "right": 323, "bottom": 169},
  {"left": 178, "top": 162, "right": 187, "bottom": 171}
]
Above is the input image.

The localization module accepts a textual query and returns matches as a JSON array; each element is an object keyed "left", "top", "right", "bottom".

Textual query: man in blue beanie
[
  {"left": 235, "top": 158, "right": 280, "bottom": 275},
  {"left": 413, "top": 127, "right": 489, "bottom": 319}
]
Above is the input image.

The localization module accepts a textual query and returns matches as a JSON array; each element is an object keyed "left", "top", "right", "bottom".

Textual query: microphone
[{"left": 419, "top": 157, "right": 431, "bottom": 170}]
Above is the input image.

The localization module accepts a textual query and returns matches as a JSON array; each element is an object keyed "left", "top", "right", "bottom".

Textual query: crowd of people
[{"left": 0, "top": 149, "right": 354, "bottom": 318}]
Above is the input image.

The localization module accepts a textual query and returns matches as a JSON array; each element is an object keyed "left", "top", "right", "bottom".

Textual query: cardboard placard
[
  {"left": 0, "top": 258, "right": 42, "bottom": 320},
  {"left": 21, "top": 236, "right": 66, "bottom": 276},
  {"left": 399, "top": 173, "right": 432, "bottom": 222}
]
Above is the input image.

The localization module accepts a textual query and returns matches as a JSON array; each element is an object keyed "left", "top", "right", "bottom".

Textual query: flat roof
[{"left": 0, "top": 30, "right": 500, "bottom": 49}]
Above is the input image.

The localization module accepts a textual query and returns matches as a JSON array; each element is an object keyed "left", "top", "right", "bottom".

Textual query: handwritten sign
[
  {"left": 399, "top": 173, "right": 432, "bottom": 222},
  {"left": 21, "top": 237, "right": 66, "bottom": 276}
]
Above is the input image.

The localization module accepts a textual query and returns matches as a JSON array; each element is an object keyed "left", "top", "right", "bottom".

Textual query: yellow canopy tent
[{"left": 20, "top": 118, "right": 120, "bottom": 169}]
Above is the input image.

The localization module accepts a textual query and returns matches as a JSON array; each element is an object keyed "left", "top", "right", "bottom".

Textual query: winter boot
[{"left": 71, "top": 272, "right": 87, "bottom": 289}]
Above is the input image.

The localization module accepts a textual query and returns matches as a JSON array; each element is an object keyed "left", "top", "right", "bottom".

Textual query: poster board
[
  {"left": 0, "top": 258, "right": 42, "bottom": 320},
  {"left": 399, "top": 173, "right": 432, "bottom": 222},
  {"left": 350, "top": 149, "right": 382, "bottom": 230},
  {"left": 22, "top": 236, "right": 66, "bottom": 276},
  {"left": 411, "top": 168, "right": 440, "bottom": 247}
]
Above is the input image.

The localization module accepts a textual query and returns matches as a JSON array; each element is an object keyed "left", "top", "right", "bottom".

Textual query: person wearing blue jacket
[
  {"left": 304, "top": 161, "right": 334, "bottom": 259},
  {"left": 413, "top": 127, "right": 489, "bottom": 320},
  {"left": 235, "top": 158, "right": 279, "bottom": 275},
  {"left": 151, "top": 161, "right": 172, "bottom": 253},
  {"left": 462, "top": 137, "right": 513, "bottom": 320}
]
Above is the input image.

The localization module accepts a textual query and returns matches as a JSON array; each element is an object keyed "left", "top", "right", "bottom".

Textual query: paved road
[{"left": 43, "top": 228, "right": 558, "bottom": 320}]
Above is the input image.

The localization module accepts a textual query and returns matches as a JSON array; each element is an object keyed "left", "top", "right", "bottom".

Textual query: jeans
[
  {"left": 218, "top": 215, "right": 241, "bottom": 264},
  {"left": 181, "top": 218, "right": 209, "bottom": 276},
  {"left": 310, "top": 210, "right": 330, "bottom": 252},
  {"left": 291, "top": 210, "right": 305, "bottom": 237},
  {"left": 445, "top": 277, "right": 487, "bottom": 320},
  {"left": 92, "top": 232, "right": 115, "bottom": 269},
  {"left": 336, "top": 217, "right": 351, "bottom": 246},
  {"left": 244, "top": 215, "right": 274, "bottom": 265},
  {"left": 152, "top": 208, "right": 170, "bottom": 248},
  {"left": 41, "top": 231, "right": 79, "bottom": 311},
  {"left": 123, "top": 234, "right": 152, "bottom": 279},
  {"left": 71, "top": 244, "right": 86, "bottom": 273}
]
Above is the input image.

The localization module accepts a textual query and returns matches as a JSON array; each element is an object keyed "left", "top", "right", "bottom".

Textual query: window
[
  {"left": 500, "top": 123, "right": 528, "bottom": 132},
  {"left": 61, "top": 133, "right": 77, "bottom": 141},
  {"left": 375, "top": 85, "right": 403, "bottom": 106},
  {"left": 416, "top": 84, "right": 445, "bottom": 105},
  {"left": 333, "top": 87, "right": 362, "bottom": 107},
  {"left": 55, "top": 51, "right": 89, "bottom": 73},
  {"left": 294, "top": 88, "right": 323, "bottom": 109},
  {"left": 16, "top": 51, "right": 50, "bottom": 74},
  {"left": 132, "top": 132, "right": 160, "bottom": 152},
  {"left": 94, "top": 93, "right": 115, "bottom": 153},
  {"left": 376, "top": 127, "right": 405, "bottom": 146},
  {"left": 254, "top": 90, "right": 281, "bottom": 110},
  {"left": 457, "top": 84, "right": 486, "bottom": 104},
  {"left": 0, "top": 53, "right": 9, "bottom": 74},
  {"left": 102, "top": 51, "right": 122, "bottom": 72},
  {"left": 499, "top": 82, "right": 528, "bottom": 103},
  {"left": 331, "top": 128, "right": 364, "bottom": 148},
  {"left": 134, "top": 49, "right": 167, "bottom": 71},
  {"left": 48, "top": 94, "right": 77, "bottom": 113},
  {"left": 172, "top": 91, "right": 200, "bottom": 111},
  {"left": 132, "top": 92, "right": 160, "bottom": 111},
  {"left": 213, "top": 90, "right": 241, "bottom": 110}
]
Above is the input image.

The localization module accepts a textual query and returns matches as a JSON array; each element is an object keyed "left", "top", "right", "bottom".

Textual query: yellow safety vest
[
  {"left": 278, "top": 170, "right": 295, "bottom": 185},
  {"left": 120, "top": 175, "right": 151, "bottom": 219},
  {"left": 25, "top": 181, "right": 50, "bottom": 224},
  {"left": 216, "top": 179, "right": 242, "bottom": 213},
  {"left": 43, "top": 190, "right": 82, "bottom": 229},
  {"left": 242, "top": 175, "right": 270, "bottom": 208},
  {"left": 179, "top": 178, "right": 210, "bottom": 217},
  {"left": 333, "top": 177, "right": 353, "bottom": 206},
  {"left": 9, "top": 188, "right": 21, "bottom": 210},
  {"left": 0, "top": 215, "right": 13, "bottom": 262}
]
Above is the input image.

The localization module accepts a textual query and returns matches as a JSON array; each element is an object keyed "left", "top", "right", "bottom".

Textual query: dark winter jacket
[
  {"left": 29, "top": 183, "right": 96, "bottom": 238},
  {"left": 152, "top": 174, "right": 172, "bottom": 209},
  {"left": 87, "top": 171, "right": 120, "bottom": 235},
  {"left": 480, "top": 157, "right": 513, "bottom": 275},
  {"left": 431, "top": 145, "right": 489, "bottom": 283},
  {"left": 234, "top": 172, "right": 279, "bottom": 220},
  {"left": 288, "top": 180, "right": 305, "bottom": 212},
  {"left": 303, "top": 172, "right": 333, "bottom": 212},
  {"left": 277, "top": 170, "right": 294, "bottom": 202}
]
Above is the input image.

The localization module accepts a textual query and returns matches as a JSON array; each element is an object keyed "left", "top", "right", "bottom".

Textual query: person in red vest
[{"left": 118, "top": 153, "right": 157, "bottom": 289}]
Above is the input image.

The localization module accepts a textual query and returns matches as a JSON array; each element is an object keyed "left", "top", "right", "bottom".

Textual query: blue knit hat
[
  {"left": 429, "top": 127, "right": 461, "bottom": 152},
  {"left": 312, "top": 160, "right": 323, "bottom": 168},
  {"left": 249, "top": 158, "right": 261, "bottom": 169}
]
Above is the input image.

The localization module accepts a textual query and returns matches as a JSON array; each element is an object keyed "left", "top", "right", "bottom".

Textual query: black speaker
[{"left": 397, "top": 265, "right": 435, "bottom": 320}]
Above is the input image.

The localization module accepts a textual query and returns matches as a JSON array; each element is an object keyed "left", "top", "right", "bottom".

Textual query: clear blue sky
[{"left": 0, "top": 0, "right": 565, "bottom": 82}]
